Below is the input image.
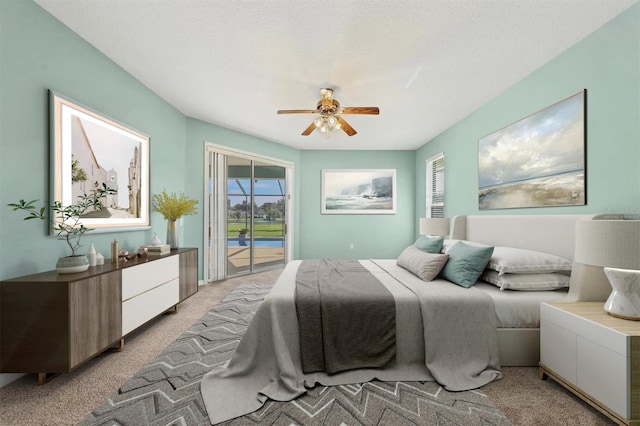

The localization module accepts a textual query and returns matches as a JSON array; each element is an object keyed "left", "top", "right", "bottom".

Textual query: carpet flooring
[{"left": 80, "top": 283, "right": 512, "bottom": 425}]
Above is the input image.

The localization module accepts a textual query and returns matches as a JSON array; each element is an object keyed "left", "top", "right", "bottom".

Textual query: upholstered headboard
[
  {"left": 450, "top": 213, "right": 628, "bottom": 302},
  {"left": 450, "top": 214, "right": 620, "bottom": 261}
]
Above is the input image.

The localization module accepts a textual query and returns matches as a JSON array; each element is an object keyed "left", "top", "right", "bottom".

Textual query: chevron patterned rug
[{"left": 81, "top": 283, "right": 512, "bottom": 425}]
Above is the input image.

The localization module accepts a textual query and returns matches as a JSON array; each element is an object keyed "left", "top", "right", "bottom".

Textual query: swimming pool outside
[{"left": 227, "top": 238, "right": 284, "bottom": 248}]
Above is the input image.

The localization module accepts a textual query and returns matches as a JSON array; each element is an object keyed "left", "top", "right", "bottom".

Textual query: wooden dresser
[{"left": 0, "top": 248, "right": 198, "bottom": 384}]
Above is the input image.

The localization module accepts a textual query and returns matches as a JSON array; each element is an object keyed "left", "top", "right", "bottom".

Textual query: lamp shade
[
  {"left": 419, "top": 217, "right": 450, "bottom": 237},
  {"left": 574, "top": 220, "right": 640, "bottom": 269}
]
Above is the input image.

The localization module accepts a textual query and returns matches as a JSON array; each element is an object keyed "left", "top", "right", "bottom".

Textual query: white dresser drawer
[
  {"left": 122, "top": 278, "right": 179, "bottom": 335},
  {"left": 122, "top": 256, "right": 179, "bottom": 301}
]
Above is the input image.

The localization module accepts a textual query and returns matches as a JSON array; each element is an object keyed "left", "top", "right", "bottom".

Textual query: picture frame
[
  {"left": 321, "top": 169, "right": 396, "bottom": 214},
  {"left": 478, "top": 90, "right": 586, "bottom": 210},
  {"left": 50, "top": 90, "right": 150, "bottom": 230}
]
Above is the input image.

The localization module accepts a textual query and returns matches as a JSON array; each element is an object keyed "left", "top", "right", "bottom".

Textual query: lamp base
[
  {"left": 606, "top": 311, "right": 640, "bottom": 321},
  {"left": 603, "top": 267, "right": 640, "bottom": 321}
]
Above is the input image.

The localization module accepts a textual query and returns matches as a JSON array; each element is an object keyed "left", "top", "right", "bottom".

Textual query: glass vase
[{"left": 167, "top": 220, "right": 178, "bottom": 249}]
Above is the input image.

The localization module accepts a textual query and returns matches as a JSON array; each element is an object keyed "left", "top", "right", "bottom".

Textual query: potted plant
[
  {"left": 152, "top": 189, "right": 199, "bottom": 249},
  {"left": 8, "top": 184, "right": 117, "bottom": 273}
]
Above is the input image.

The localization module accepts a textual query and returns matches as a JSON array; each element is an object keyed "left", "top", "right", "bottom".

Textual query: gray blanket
[
  {"left": 200, "top": 260, "right": 501, "bottom": 425},
  {"left": 295, "top": 259, "right": 395, "bottom": 374}
]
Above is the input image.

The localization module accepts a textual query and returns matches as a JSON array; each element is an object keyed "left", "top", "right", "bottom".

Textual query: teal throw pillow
[
  {"left": 440, "top": 241, "right": 494, "bottom": 288},
  {"left": 414, "top": 236, "right": 444, "bottom": 254}
]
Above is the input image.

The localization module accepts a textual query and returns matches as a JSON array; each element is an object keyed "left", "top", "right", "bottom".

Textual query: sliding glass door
[
  {"left": 226, "top": 158, "right": 286, "bottom": 276},
  {"left": 205, "top": 144, "right": 292, "bottom": 281}
]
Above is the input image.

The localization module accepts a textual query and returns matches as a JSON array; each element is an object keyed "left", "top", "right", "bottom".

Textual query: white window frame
[{"left": 425, "top": 153, "right": 445, "bottom": 218}]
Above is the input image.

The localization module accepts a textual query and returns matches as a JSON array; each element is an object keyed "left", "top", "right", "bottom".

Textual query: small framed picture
[{"left": 321, "top": 169, "right": 397, "bottom": 214}]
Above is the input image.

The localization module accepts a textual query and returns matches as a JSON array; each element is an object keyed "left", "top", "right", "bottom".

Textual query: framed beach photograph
[
  {"left": 478, "top": 90, "right": 586, "bottom": 210},
  {"left": 321, "top": 169, "right": 397, "bottom": 214},
  {"left": 50, "top": 91, "right": 150, "bottom": 230}
]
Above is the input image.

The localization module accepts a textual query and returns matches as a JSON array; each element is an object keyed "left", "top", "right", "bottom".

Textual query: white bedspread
[{"left": 200, "top": 259, "right": 502, "bottom": 424}]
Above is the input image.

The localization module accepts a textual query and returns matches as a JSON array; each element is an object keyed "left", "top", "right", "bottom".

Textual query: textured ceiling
[{"left": 35, "top": 0, "right": 637, "bottom": 150}]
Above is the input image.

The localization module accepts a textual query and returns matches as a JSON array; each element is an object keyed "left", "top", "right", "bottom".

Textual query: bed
[
  {"left": 201, "top": 213, "right": 615, "bottom": 424},
  {"left": 449, "top": 214, "right": 596, "bottom": 366}
]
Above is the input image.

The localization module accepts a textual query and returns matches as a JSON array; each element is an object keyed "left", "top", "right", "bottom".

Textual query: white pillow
[
  {"left": 442, "top": 239, "right": 490, "bottom": 254},
  {"left": 482, "top": 270, "right": 570, "bottom": 291},
  {"left": 397, "top": 245, "right": 449, "bottom": 281},
  {"left": 487, "top": 246, "right": 573, "bottom": 275}
]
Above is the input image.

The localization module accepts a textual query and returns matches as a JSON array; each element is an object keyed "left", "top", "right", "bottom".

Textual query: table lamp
[
  {"left": 419, "top": 217, "right": 450, "bottom": 237},
  {"left": 570, "top": 219, "right": 640, "bottom": 319}
]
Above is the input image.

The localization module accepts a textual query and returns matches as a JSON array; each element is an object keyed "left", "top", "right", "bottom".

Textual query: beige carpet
[{"left": 0, "top": 267, "right": 614, "bottom": 425}]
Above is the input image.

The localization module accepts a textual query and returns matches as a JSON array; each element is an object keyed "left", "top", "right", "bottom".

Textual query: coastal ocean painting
[
  {"left": 322, "top": 169, "right": 396, "bottom": 214},
  {"left": 478, "top": 90, "right": 585, "bottom": 210}
]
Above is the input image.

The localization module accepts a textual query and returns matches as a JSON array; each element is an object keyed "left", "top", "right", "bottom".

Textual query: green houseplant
[
  {"left": 152, "top": 189, "right": 198, "bottom": 248},
  {"left": 8, "top": 184, "right": 117, "bottom": 273}
]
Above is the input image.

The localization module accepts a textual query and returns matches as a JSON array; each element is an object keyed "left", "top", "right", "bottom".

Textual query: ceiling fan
[{"left": 277, "top": 88, "right": 379, "bottom": 137}]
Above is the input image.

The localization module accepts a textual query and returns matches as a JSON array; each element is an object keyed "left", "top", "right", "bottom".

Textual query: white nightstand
[{"left": 539, "top": 302, "right": 640, "bottom": 426}]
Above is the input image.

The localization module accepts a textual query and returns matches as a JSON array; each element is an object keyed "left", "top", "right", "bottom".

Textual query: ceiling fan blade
[
  {"left": 301, "top": 121, "right": 317, "bottom": 136},
  {"left": 341, "top": 107, "right": 380, "bottom": 115},
  {"left": 277, "top": 109, "right": 318, "bottom": 114},
  {"left": 335, "top": 116, "right": 357, "bottom": 136}
]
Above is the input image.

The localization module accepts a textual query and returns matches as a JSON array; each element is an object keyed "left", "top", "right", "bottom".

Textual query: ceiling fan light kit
[
  {"left": 277, "top": 88, "right": 379, "bottom": 138},
  {"left": 314, "top": 115, "right": 342, "bottom": 135}
]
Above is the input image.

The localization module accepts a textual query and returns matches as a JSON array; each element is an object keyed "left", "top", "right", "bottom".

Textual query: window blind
[{"left": 426, "top": 153, "right": 445, "bottom": 218}]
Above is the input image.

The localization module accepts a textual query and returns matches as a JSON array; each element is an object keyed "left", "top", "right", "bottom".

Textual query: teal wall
[
  {"left": 298, "top": 150, "right": 416, "bottom": 259},
  {"left": 0, "top": 1, "right": 306, "bottom": 282},
  {"left": 0, "top": 0, "right": 188, "bottom": 280},
  {"left": 416, "top": 4, "right": 640, "bottom": 220}
]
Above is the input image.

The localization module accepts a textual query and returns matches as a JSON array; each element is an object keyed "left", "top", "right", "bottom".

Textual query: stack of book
[{"left": 143, "top": 244, "right": 171, "bottom": 254}]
